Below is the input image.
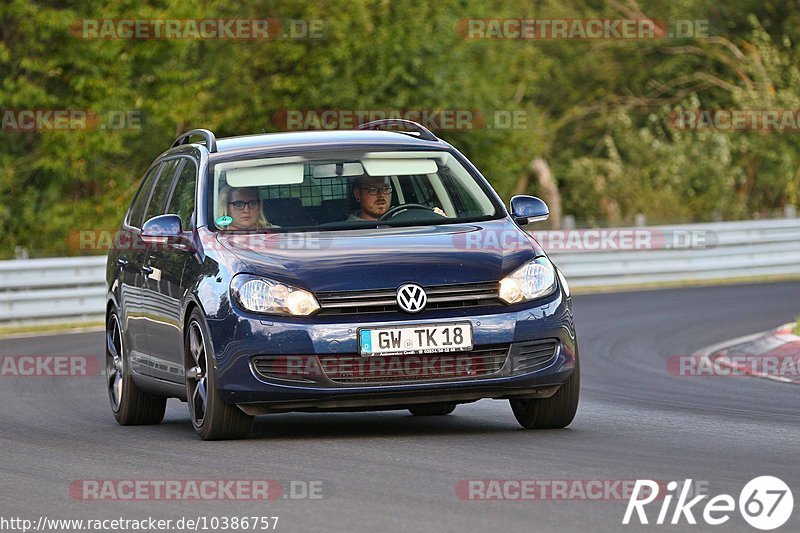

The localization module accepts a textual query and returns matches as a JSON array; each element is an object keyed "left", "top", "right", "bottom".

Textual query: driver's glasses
[
  {"left": 228, "top": 200, "right": 259, "bottom": 211},
  {"left": 360, "top": 185, "right": 393, "bottom": 196}
]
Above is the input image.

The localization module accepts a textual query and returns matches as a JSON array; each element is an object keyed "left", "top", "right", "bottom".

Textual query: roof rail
[
  {"left": 171, "top": 129, "right": 217, "bottom": 153},
  {"left": 356, "top": 119, "right": 438, "bottom": 142}
]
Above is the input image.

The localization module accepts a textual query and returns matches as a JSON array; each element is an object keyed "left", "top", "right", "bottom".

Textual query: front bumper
[{"left": 206, "top": 286, "right": 577, "bottom": 412}]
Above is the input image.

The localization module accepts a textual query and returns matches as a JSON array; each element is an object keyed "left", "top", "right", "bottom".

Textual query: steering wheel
[{"left": 378, "top": 203, "right": 441, "bottom": 221}]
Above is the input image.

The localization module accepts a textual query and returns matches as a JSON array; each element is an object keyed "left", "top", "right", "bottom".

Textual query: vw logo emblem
[{"left": 396, "top": 283, "right": 427, "bottom": 313}]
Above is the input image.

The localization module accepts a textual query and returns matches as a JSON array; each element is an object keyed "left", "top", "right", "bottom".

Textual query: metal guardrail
[
  {"left": 546, "top": 218, "right": 800, "bottom": 287},
  {"left": 0, "top": 219, "right": 798, "bottom": 324},
  {"left": 0, "top": 256, "right": 107, "bottom": 323}
]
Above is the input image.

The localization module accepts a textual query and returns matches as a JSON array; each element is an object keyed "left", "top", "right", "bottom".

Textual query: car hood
[{"left": 215, "top": 218, "right": 543, "bottom": 292}]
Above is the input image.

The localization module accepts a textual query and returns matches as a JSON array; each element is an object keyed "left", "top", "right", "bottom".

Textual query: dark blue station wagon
[{"left": 105, "top": 120, "right": 580, "bottom": 440}]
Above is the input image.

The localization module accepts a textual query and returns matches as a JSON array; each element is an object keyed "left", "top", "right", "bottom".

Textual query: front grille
[
  {"left": 316, "top": 282, "right": 501, "bottom": 315},
  {"left": 510, "top": 340, "right": 559, "bottom": 374},
  {"left": 320, "top": 344, "right": 510, "bottom": 384},
  {"left": 252, "top": 344, "right": 510, "bottom": 385},
  {"left": 252, "top": 355, "right": 318, "bottom": 383}
]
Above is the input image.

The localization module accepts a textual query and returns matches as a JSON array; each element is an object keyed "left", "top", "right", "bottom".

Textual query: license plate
[{"left": 358, "top": 322, "right": 473, "bottom": 356}]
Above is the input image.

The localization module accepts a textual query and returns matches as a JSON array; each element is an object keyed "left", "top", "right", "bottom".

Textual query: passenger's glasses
[{"left": 228, "top": 200, "right": 259, "bottom": 211}]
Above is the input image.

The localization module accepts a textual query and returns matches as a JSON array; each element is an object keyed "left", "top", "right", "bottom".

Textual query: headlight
[
  {"left": 231, "top": 275, "right": 320, "bottom": 316},
  {"left": 499, "top": 257, "right": 557, "bottom": 304}
]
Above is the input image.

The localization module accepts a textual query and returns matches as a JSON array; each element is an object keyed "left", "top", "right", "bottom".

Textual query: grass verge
[{"left": 0, "top": 320, "right": 104, "bottom": 338}]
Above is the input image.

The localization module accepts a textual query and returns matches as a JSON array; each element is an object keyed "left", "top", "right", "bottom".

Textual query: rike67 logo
[{"left": 623, "top": 476, "right": 793, "bottom": 530}]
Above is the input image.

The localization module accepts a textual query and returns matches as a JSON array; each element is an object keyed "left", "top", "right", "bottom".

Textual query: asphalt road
[{"left": 1, "top": 281, "right": 799, "bottom": 532}]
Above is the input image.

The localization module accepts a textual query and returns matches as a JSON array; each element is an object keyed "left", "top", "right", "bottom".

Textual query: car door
[
  {"left": 143, "top": 157, "right": 197, "bottom": 382},
  {"left": 133, "top": 158, "right": 182, "bottom": 377},
  {"left": 117, "top": 162, "right": 163, "bottom": 376}
]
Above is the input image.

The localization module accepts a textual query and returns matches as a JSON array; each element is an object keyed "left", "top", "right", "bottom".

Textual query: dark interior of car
[{"left": 259, "top": 174, "right": 415, "bottom": 227}]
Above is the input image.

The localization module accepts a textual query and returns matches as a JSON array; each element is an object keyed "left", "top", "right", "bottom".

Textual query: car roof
[{"left": 207, "top": 129, "right": 448, "bottom": 159}]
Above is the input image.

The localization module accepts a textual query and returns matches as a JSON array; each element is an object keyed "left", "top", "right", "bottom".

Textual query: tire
[
  {"left": 408, "top": 402, "right": 457, "bottom": 416},
  {"left": 106, "top": 309, "right": 166, "bottom": 425},
  {"left": 509, "top": 354, "right": 580, "bottom": 429},
  {"left": 185, "top": 309, "right": 254, "bottom": 440}
]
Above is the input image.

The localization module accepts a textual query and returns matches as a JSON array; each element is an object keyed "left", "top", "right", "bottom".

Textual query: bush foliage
[{"left": 1, "top": 0, "right": 799, "bottom": 256}]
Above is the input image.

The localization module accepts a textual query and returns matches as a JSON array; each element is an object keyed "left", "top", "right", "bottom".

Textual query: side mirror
[
  {"left": 509, "top": 195, "right": 549, "bottom": 225},
  {"left": 142, "top": 214, "right": 183, "bottom": 244}
]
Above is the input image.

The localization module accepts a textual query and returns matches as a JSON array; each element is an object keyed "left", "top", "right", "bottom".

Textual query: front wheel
[
  {"left": 185, "top": 309, "right": 254, "bottom": 440},
  {"left": 106, "top": 309, "right": 166, "bottom": 425},
  {"left": 509, "top": 356, "right": 580, "bottom": 429}
]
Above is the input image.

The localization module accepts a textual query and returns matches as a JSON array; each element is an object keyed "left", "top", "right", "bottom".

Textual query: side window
[
  {"left": 127, "top": 163, "right": 162, "bottom": 228},
  {"left": 166, "top": 159, "right": 197, "bottom": 227},
  {"left": 143, "top": 159, "right": 181, "bottom": 223}
]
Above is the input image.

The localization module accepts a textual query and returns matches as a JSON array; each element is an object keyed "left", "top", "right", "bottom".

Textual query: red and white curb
[{"left": 692, "top": 322, "right": 800, "bottom": 384}]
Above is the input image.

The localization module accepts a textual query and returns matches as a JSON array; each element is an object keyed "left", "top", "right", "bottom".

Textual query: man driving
[
  {"left": 346, "top": 176, "right": 393, "bottom": 221},
  {"left": 346, "top": 175, "right": 447, "bottom": 221}
]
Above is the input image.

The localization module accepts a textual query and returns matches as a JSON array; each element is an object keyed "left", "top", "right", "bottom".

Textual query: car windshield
[{"left": 208, "top": 150, "right": 500, "bottom": 232}]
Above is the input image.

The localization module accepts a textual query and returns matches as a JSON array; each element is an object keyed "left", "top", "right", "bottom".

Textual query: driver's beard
[{"left": 363, "top": 202, "right": 389, "bottom": 220}]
